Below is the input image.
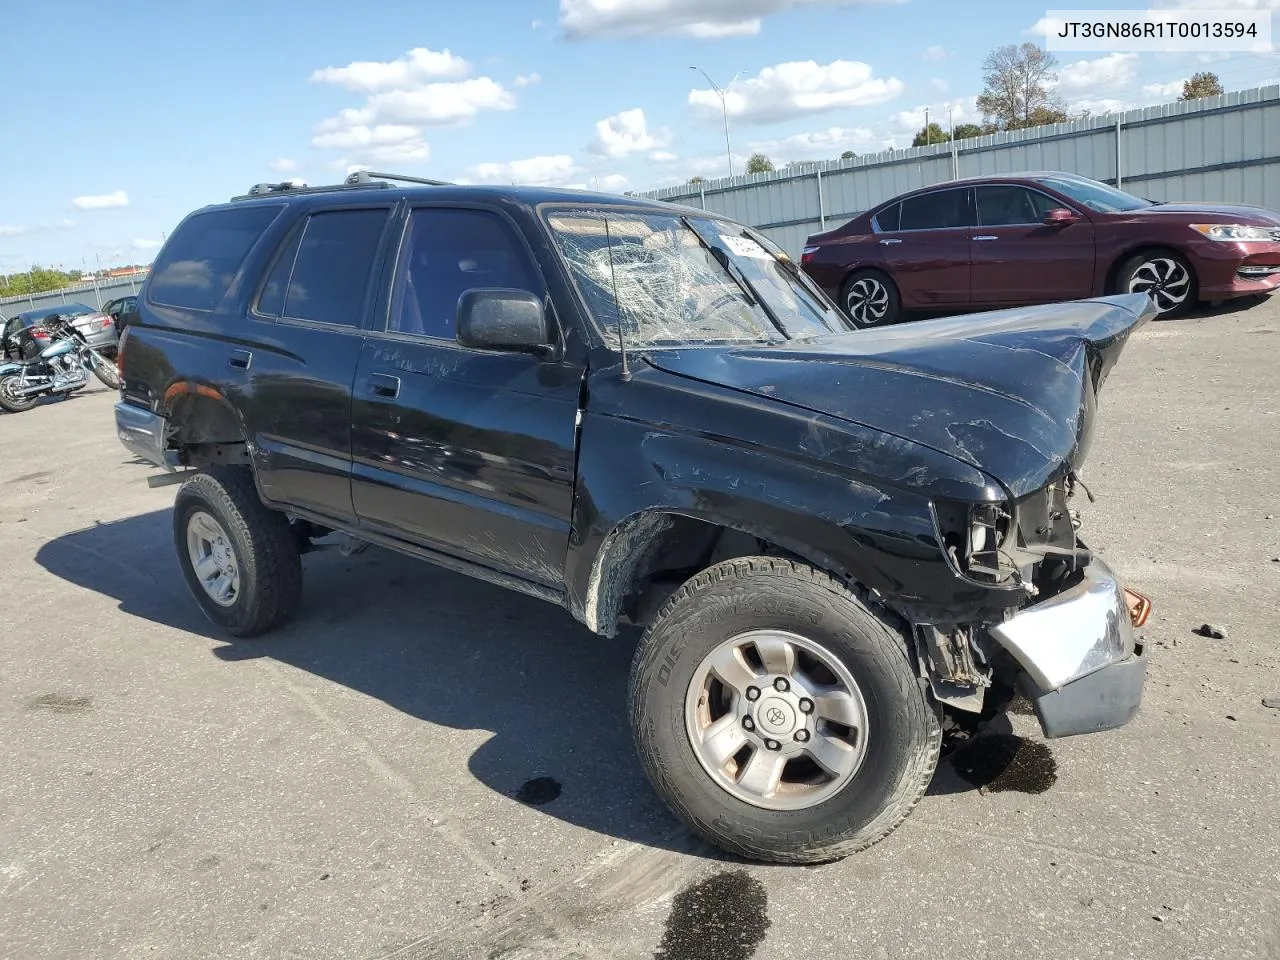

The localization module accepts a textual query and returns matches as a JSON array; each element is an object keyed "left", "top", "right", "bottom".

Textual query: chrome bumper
[
  {"left": 988, "top": 557, "right": 1147, "bottom": 738},
  {"left": 115, "top": 401, "right": 178, "bottom": 469}
]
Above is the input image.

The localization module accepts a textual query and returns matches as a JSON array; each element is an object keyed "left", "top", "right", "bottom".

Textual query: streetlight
[{"left": 690, "top": 66, "right": 745, "bottom": 180}]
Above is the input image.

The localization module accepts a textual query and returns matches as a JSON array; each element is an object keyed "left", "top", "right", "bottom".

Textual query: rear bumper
[
  {"left": 115, "top": 401, "right": 178, "bottom": 469},
  {"left": 82, "top": 328, "right": 120, "bottom": 353},
  {"left": 987, "top": 556, "right": 1146, "bottom": 738}
]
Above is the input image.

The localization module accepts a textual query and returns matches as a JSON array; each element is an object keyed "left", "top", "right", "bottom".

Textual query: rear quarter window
[{"left": 148, "top": 205, "right": 283, "bottom": 311}]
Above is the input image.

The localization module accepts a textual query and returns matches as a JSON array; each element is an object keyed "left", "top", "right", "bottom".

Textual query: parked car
[
  {"left": 2, "top": 302, "right": 119, "bottom": 360},
  {"left": 801, "top": 170, "right": 1280, "bottom": 325},
  {"left": 101, "top": 295, "right": 138, "bottom": 334},
  {"left": 114, "top": 172, "right": 1153, "bottom": 865}
]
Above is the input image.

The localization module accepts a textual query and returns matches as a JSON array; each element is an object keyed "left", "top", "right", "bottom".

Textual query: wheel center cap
[{"left": 756, "top": 697, "right": 797, "bottom": 735}]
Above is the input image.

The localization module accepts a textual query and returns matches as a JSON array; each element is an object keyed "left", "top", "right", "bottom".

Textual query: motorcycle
[{"left": 0, "top": 313, "right": 121, "bottom": 413}]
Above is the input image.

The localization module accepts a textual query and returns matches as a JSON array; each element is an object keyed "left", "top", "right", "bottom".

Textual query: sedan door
[
  {"left": 350, "top": 205, "right": 583, "bottom": 588},
  {"left": 970, "top": 185, "right": 1096, "bottom": 304},
  {"left": 874, "top": 187, "right": 974, "bottom": 308}
]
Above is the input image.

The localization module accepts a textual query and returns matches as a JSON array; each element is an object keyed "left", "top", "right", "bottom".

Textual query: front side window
[
  {"left": 387, "top": 208, "right": 541, "bottom": 340},
  {"left": 258, "top": 208, "right": 389, "bottom": 327},
  {"left": 976, "top": 186, "right": 1060, "bottom": 225},
  {"left": 149, "top": 205, "right": 283, "bottom": 311},
  {"left": 545, "top": 210, "right": 848, "bottom": 349},
  {"left": 899, "top": 189, "right": 971, "bottom": 230}
]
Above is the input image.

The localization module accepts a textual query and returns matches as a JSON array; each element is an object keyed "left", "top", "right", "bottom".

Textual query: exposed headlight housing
[
  {"left": 934, "top": 499, "right": 1015, "bottom": 584},
  {"left": 1189, "top": 223, "right": 1275, "bottom": 242}
]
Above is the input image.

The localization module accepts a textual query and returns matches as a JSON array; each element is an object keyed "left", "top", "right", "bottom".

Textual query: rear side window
[
  {"left": 258, "top": 208, "right": 389, "bottom": 327},
  {"left": 148, "top": 205, "right": 282, "bottom": 311},
  {"left": 899, "top": 189, "right": 971, "bottom": 230}
]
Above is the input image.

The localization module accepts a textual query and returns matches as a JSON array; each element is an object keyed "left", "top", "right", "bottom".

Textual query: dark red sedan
[{"left": 800, "top": 171, "right": 1280, "bottom": 325}]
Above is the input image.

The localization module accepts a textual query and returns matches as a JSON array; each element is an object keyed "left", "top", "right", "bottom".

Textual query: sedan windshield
[
  {"left": 1033, "top": 176, "right": 1152, "bottom": 213},
  {"left": 545, "top": 209, "right": 849, "bottom": 348}
]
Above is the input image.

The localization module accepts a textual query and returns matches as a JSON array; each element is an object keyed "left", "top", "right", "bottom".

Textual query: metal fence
[
  {"left": 639, "top": 84, "right": 1280, "bottom": 257},
  {"left": 0, "top": 274, "right": 146, "bottom": 317}
]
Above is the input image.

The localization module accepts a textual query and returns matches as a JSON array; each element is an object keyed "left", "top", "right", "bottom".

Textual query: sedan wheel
[
  {"left": 844, "top": 276, "right": 894, "bottom": 326},
  {"left": 1124, "top": 255, "right": 1193, "bottom": 316}
]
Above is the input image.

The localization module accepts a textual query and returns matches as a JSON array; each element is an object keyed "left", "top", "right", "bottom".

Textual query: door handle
[
  {"left": 369, "top": 373, "right": 401, "bottom": 399},
  {"left": 879, "top": 238, "right": 902, "bottom": 245},
  {"left": 971, "top": 235, "right": 998, "bottom": 241},
  {"left": 229, "top": 349, "right": 252, "bottom": 369}
]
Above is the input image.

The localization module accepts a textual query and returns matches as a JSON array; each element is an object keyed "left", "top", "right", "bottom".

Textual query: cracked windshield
[{"left": 546, "top": 211, "right": 849, "bottom": 347}]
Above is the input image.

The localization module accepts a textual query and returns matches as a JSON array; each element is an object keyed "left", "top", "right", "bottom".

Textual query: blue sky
[{"left": 1, "top": 0, "right": 1277, "bottom": 272}]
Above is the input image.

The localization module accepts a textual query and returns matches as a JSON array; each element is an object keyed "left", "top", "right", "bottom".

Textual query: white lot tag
[{"left": 722, "top": 235, "right": 772, "bottom": 260}]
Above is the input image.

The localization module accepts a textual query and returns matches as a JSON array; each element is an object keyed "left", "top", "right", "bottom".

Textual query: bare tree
[
  {"left": 976, "top": 43, "right": 1068, "bottom": 130},
  {"left": 1180, "top": 71, "right": 1224, "bottom": 101}
]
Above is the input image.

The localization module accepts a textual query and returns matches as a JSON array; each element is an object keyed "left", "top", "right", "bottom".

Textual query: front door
[
  {"left": 969, "top": 185, "right": 1096, "bottom": 304},
  {"left": 349, "top": 205, "right": 583, "bottom": 587},
  {"left": 875, "top": 187, "right": 974, "bottom": 308}
]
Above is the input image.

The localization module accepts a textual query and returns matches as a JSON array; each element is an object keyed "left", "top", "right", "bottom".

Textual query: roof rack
[{"left": 230, "top": 170, "right": 453, "bottom": 202}]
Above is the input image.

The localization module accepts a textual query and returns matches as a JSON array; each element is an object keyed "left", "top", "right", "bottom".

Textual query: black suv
[{"left": 115, "top": 171, "right": 1154, "bottom": 864}]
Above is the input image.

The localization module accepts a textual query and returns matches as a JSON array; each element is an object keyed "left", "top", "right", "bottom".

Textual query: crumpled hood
[{"left": 643, "top": 293, "right": 1156, "bottom": 499}]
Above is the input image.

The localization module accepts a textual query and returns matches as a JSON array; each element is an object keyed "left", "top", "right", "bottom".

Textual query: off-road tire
[
  {"left": 629, "top": 556, "right": 940, "bottom": 864},
  {"left": 172, "top": 466, "right": 302, "bottom": 637}
]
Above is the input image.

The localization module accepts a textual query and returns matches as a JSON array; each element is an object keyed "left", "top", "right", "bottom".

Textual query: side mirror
[
  {"left": 1043, "top": 207, "right": 1079, "bottom": 226},
  {"left": 456, "top": 288, "right": 553, "bottom": 356}
]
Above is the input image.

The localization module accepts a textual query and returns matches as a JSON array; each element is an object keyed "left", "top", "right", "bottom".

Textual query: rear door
[
  {"left": 349, "top": 204, "right": 583, "bottom": 587},
  {"left": 874, "top": 188, "right": 973, "bottom": 307},
  {"left": 970, "top": 185, "right": 1095, "bottom": 304},
  {"left": 239, "top": 203, "right": 397, "bottom": 522}
]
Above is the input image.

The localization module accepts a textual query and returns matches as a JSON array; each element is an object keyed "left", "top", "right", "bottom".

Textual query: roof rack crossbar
[
  {"left": 345, "top": 170, "right": 453, "bottom": 187},
  {"left": 230, "top": 180, "right": 391, "bottom": 202}
]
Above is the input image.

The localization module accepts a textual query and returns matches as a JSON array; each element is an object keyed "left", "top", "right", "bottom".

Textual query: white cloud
[
  {"left": 922, "top": 45, "right": 949, "bottom": 60},
  {"left": 312, "top": 123, "right": 420, "bottom": 150},
  {"left": 1144, "top": 79, "right": 1186, "bottom": 98},
  {"left": 650, "top": 150, "right": 679, "bottom": 162},
  {"left": 532, "top": 18, "right": 544, "bottom": 28},
  {"left": 1026, "top": 16, "right": 1065, "bottom": 37},
  {"left": 884, "top": 97, "right": 978, "bottom": 146},
  {"left": 588, "top": 108, "right": 670, "bottom": 157},
  {"left": 467, "top": 155, "right": 581, "bottom": 185},
  {"left": 132, "top": 238, "right": 164, "bottom": 251},
  {"left": 318, "top": 77, "right": 515, "bottom": 129},
  {"left": 689, "top": 59, "right": 903, "bottom": 125},
  {"left": 0, "top": 225, "right": 22, "bottom": 237},
  {"left": 514, "top": 72, "right": 542, "bottom": 87},
  {"left": 310, "top": 47, "right": 470, "bottom": 92},
  {"left": 270, "top": 157, "right": 299, "bottom": 173},
  {"left": 929, "top": 77, "right": 949, "bottom": 93},
  {"left": 560, "top": 0, "right": 904, "bottom": 40},
  {"left": 71, "top": 190, "right": 129, "bottom": 210},
  {"left": 1073, "top": 98, "right": 1128, "bottom": 115},
  {"left": 748, "top": 125, "right": 876, "bottom": 158},
  {"left": 1056, "top": 53, "right": 1139, "bottom": 92},
  {"left": 592, "top": 173, "right": 633, "bottom": 193}
]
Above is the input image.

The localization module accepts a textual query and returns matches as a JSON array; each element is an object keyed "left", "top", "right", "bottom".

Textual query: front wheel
[
  {"left": 841, "top": 270, "right": 901, "bottom": 328},
  {"left": 1117, "top": 251, "right": 1196, "bottom": 318},
  {"left": 87, "top": 349, "right": 121, "bottom": 389},
  {"left": 629, "top": 557, "right": 941, "bottom": 864},
  {"left": 0, "top": 375, "right": 38, "bottom": 413},
  {"left": 173, "top": 467, "right": 302, "bottom": 636}
]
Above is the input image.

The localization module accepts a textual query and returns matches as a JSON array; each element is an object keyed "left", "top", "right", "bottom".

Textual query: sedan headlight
[{"left": 1189, "top": 223, "right": 1275, "bottom": 241}]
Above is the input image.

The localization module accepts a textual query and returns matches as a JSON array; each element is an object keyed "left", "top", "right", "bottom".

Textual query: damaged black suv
[{"left": 115, "top": 171, "right": 1154, "bottom": 864}]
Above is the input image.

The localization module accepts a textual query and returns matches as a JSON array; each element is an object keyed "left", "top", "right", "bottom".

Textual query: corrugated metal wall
[
  {"left": 0, "top": 275, "right": 144, "bottom": 318},
  {"left": 642, "top": 85, "right": 1280, "bottom": 256}
]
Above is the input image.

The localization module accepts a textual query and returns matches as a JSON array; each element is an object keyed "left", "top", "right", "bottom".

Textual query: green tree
[
  {"left": 976, "top": 42, "right": 1067, "bottom": 130},
  {"left": 1180, "top": 71, "right": 1224, "bottom": 101},
  {"left": 840, "top": 150, "right": 857, "bottom": 160},
  {"left": 745, "top": 152, "right": 775, "bottom": 175},
  {"left": 0, "top": 265, "right": 76, "bottom": 299},
  {"left": 912, "top": 122, "right": 951, "bottom": 147},
  {"left": 687, "top": 175, "right": 706, "bottom": 185},
  {"left": 952, "top": 123, "right": 986, "bottom": 140}
]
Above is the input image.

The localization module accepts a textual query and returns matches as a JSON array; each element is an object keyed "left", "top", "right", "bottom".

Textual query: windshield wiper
[{"left": 682, "top": 217, "right": 789, "bottom": 340}]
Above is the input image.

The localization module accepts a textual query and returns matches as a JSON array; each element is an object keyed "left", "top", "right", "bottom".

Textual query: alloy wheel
[
  {"left": 186, "top": 511, "right": 241, "bottom": 607},
  {"left": 1127, "top": 257, "right": 1191, "bottom": 314},
  {"left": 845, "top": 277, "right": 891, "bottom": 325},
  {"left": 685, "top": 629, "right": 870, "bottom": 810}
]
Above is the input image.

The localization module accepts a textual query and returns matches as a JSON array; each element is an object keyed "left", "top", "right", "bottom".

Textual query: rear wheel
[
  {"left": 87, "top": 349, "right": 121, "bottom": 389},
  {"left": 1117, "top": 250, "right": 1196, "bottom": 318},
  {"left": 173, "top": 467, "right": 302, "bottom": 636},
  {"left": 0, "top": 375, "right": 38, "bottom": 413},
  {"left": 629, "top": 557, "right": 940, "bottom": 864},
  {"left": 841, "top": 270, "right": 901, "bottom": 328}
]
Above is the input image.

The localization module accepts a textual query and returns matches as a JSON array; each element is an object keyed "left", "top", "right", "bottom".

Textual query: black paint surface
[{"left": 654, "top": 870, "right": 770, "bottom": 960}]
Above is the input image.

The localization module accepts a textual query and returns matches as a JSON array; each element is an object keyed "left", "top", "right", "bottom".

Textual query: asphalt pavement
[{"left": 1, "top": 296, "right": 1278, "bottom": 960}]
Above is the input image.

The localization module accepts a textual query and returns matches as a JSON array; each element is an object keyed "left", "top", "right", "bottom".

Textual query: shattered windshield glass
[{"left": 545, "top": 210, "right": 850, "bottom": 349}]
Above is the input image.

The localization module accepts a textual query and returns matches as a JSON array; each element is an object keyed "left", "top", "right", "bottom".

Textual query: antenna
[{"left": 602, "top": 216, "right": 632, "bottom": 382}]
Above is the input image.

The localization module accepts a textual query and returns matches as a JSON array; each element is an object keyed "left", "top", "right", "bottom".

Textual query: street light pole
[{"left": 691, "top": 66, "right": 741, "bottom": 180}]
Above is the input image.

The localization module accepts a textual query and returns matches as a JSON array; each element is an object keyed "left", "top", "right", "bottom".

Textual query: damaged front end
[{"left": 925, "top": 473, "right": 1152, "bottom": 738}]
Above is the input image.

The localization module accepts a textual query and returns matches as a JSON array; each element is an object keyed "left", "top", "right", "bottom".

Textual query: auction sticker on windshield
[
  {"left": 1044, "top": 9, "right": 1271, "bottom": 52},
  {"left": 722, "top": 235, "right": 773, "bottom": 260}
]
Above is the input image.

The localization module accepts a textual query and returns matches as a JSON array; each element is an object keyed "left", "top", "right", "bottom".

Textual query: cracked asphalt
[{"left": 1, "top": 296, "right": 1278, "bottom": 960}]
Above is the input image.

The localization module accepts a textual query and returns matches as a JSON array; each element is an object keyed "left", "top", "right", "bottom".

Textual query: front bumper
[
  {"left": 115, "top": 402, "right": 178, "bottom": 469},
  {"left": 987, "top": 557, "right": 1147, "bottom": 739},
  {"left": 1192, "top": 239, "right": 1280, "bottom": 300}
]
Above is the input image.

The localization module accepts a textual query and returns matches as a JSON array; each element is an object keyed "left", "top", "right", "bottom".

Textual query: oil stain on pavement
[
  {"left": 654, "top": 870, "right": 770, "bottom": 960},
  {"left": 953, "top": 734, "right": 1058, "bottom": 794},
  {"left": 514, "top": 776, "right": 562, "bottom": 806},
  {"left": 27, "top": 693, "right": 93, "bottom": 714}
]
